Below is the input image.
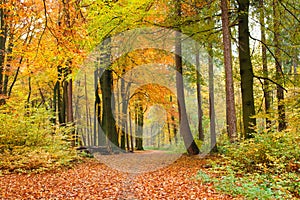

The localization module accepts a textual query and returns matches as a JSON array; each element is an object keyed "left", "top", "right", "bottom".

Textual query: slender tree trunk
[
  {"left": 83, "top": 73, "right": 90, "bottom": 146},
  {"left": 94, "top": 70, "right": 99, "bottom": 146},
  {"left": 208, "top": 44, "right": 217, "bottom": 152},
  {"left": 195, "top": 46, "right": 204, "bottom": 141},
  {"left": 221, "top": 0, "right": 237, "bottom": 142},
  {"left": 171, "top": 115, "right": 178, "bottom": 144},
  {"left": 293, "top": 51, "right": 297, "bottom": 81},
  {"left": 175, "top": 34, "right": 200, "bottom": 155},
  {"left": 136, "top": 100, "right": 144, "bottom": 150},
  {"left": 66, "top": 69, "right": 75, "bottom": 146},
  {"left": 129, "top": 111, "right": 134, "bottom": 152},
  {"left": 3, "top": 42, "right": 12, "bottom": 96},
  {"left": 53, "top": 81, "right": 59, "bottom": 124},
  {"left": 0, "top": 4, "right": 6, "bottom": 105},
  {"left": 273, "top": 0, "right": 286, "bottom": 131},
  {"left": 237, "top": 0, "right": 256, "bottom": 138},
  {"left": 27, "top": 76, "right": 31, "bottom": 105},
  {"left": 167, "top": 117, "right": 172, "bottom": 144},
  {"left": 95, "top": 68, "right": 104, "bottom": 146},
  {"left": 120, "top": 77, "right": 126, "bottom": 150},
  {"left": 125, "top": 115, "right": 130, "bottom": 151},
  {"left": 174, "top": 0, "right": 199, "bottom": 155},
  {"left": 259, "top": 0, "right": 271, "bottom": 129},
  {"left": 56, "top": 67, "right": 64, "bottom": 124}
]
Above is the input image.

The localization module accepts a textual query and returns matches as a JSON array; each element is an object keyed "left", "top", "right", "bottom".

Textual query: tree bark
[
  {"left": 66, "top": 68, "right": 75, "bottom": 146},
  {"left": 120, "top": 77, "right": 127, "bottom": 150},
  {"left": 221, "top": 0, "right": 237, "bottom": 142},
  {"left": 129, "top": 111, "right": 134, "bottom": 152},
  {"left": 99, "top": 38, "right": 119, "bottom": 149},
  {"left": 259, "top": 0, "right": 271, "bottom": 129},
  {"left": 0, "top": 4, "right": 7, "bottom": 105},
  {"left": 273, "top": 0, "right": 286, "bottom": 131},
  {"left": 237, "top": 0, "right": 256, "bottom": 138},
  {"left": 208, "top": 43, "right": 217, "bottom": 152},
  {"left": 3, "top": 40, "right": 12, "bottom": 96},
  {"left": 100, "top": 69, "right": 119, "bottom": 148},
  {"left": 195, "top": 46, "right": 204, "bottom": 141},
  {"left": 174, "top": 2, "right": 199, "bottom": 154},
  {"left": 135, "top": 99, "right": 144, "bottom": 150}
]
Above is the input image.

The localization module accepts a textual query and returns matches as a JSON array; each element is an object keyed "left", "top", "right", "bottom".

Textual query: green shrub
[
  {"left": 221, "top": 130, "right": 300, "bottom": 173},
  {"left": 0, "top": 102, "right": 78, "bottom": 173},
  {"left": 196, "top": 169, "right": 298, "bottom": 199}
]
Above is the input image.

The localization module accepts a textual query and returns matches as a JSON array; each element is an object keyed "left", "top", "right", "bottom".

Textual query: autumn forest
[{"left": 0, "top": 0, "right": 299, "bottom": 199}]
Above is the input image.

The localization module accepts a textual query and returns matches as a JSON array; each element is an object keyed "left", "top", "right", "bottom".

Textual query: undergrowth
[
  {"left": 196, "top": 129, "right": 300, "bottom": 199},
  {"left": 195, "top": 91, "right": 300, "bottom": 199},
  {"left": 0, "top": 101, "right": 79, "bottom": 173}
]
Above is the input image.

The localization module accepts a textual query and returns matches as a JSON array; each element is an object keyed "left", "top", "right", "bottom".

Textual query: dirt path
[
  {"left": 0, "top": 152, "right": 235, "bottom": 199},
  {"left": 94, "top": 150, "right": 182, "bottom": 173}
]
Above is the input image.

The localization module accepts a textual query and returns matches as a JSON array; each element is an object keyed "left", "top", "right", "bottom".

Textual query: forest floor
[{"left": 0, "top": 151, "right": 241, "bottom": 199}]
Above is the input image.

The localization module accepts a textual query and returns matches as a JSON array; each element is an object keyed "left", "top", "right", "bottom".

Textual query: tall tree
[
  {"left": 135, "top": 98, "right": 144, "bottom": 150},
  {"left": 195, "top": 45, "right": 204, "bottom": 141},
  {"left": 237, "top": 0, "right": 256, "bottom": 138},
  {"left": 0, "top": 0, "right": 6, "bottom": 105},
  {"left": 221, "top": 0, "right": 237, "bottom": 142},
  {"left": 273, "top": 0, "right": 286, "bottom": 131},
  {"left": 259, "top": 0, "right": 271, "bottom": 129},
  {"left": 208, "top": 43, "right": 217, "bottom": 152},
  {"left": 100, "top": 38, "right": 119, "bottom": 149},
  {"left": 174, "top": 0, "right": 200, "bottom": 155}
]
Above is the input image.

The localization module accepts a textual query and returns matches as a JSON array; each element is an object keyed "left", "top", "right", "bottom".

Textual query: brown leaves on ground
[{"left": 0, "top": 154, "right": 234, "bottom": 199}]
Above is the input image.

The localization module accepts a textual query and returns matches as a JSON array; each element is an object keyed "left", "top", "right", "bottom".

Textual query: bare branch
[
  {"left": 278, "top": 0, "right": 300, "bottom": 23},
  {"left": 249, "top": 34, "right": 285, "bottom": 76},
  {"left": 254, "top": 75, "right": 287, "bottom": 92}
]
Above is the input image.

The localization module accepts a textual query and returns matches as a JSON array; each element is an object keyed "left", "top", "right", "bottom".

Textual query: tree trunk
[
  {"left": 27, "top": 76, "right": 32, "bottom": 105},
  {"left": 273, "top": 0, "right": 286, "bottom": 131},
  {"left": 62, "top": 78, "right": 68, "bottom": 125},
  {"left": 259, "top": 0, "right": 271, "bottom": 129},
  {"left": 100, "top": 38, "right": 119, "bottom": 149},
  {"left": 136, "top": 100, "right": 144, "bottom": 150},
  {"left": 195, "top": 46, "right": 204, "bottom": 141},
  {"left": 171, "top": 115, "right": 178, "bottom": 144},
  {"left": 0, "top": 4, "right": 7, "bottom": 105},
  {"left": 167, "top": 117, "right": 172, "bottom": 144},
  {"left": 221, "top": 0, "right": 237, "bottom": 142},
  {"left": 237, "top": 0, "right": 256, "bottom": 138},
  {"left": 129, "top": 111, "right": 134, "bottom": 152},
  {"left": 120, "top": 77, "right": 127, "bottom": 150},
  {"left": 3, "top": 40, "right": 12, "bottom": 96},
  {"left": 100, "top": 69, "right": 119, "bottom": 148},
  {"left": 208, "top": 43, "right": 217, "bottom": 152},
  {"left": 174, "top": 2, "right": 199, "bottom": 154},
  {"left": 83, "top": 73, "right": 90, "bottom": 146},
  {"left": 67, "top": 69, "right": 75, "bottom": 146}
]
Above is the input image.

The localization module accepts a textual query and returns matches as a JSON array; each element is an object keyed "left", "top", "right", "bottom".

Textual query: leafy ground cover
[
  {"left": 195, "top": 131, "right": 300, "bottom": 200},
  {"left": 0, "top": 155, "right": 235, "bottom": 199}
]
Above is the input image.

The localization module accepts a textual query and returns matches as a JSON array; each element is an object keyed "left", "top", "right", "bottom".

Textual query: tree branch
[
  {"left": 278, "top": 0, "right": 300, "bottom": 23},
  {"left": 254, "top": 75, "right": 287, "bottom": 92},
  {"left": 249, "top": 34, "right": 285, "bottom": 76}
]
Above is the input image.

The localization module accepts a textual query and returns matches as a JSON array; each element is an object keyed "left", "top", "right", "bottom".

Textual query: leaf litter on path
[{"left": 0, "top": 151, "right": 235, "bottom": 199}]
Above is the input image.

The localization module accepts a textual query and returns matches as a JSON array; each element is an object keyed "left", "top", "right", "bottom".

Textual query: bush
[
  {"left": 221, "top": 130, "right": 300, "bottom": 173},
  {"left": 0, "top": 102, "right": 78, "bottom": 173}
]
